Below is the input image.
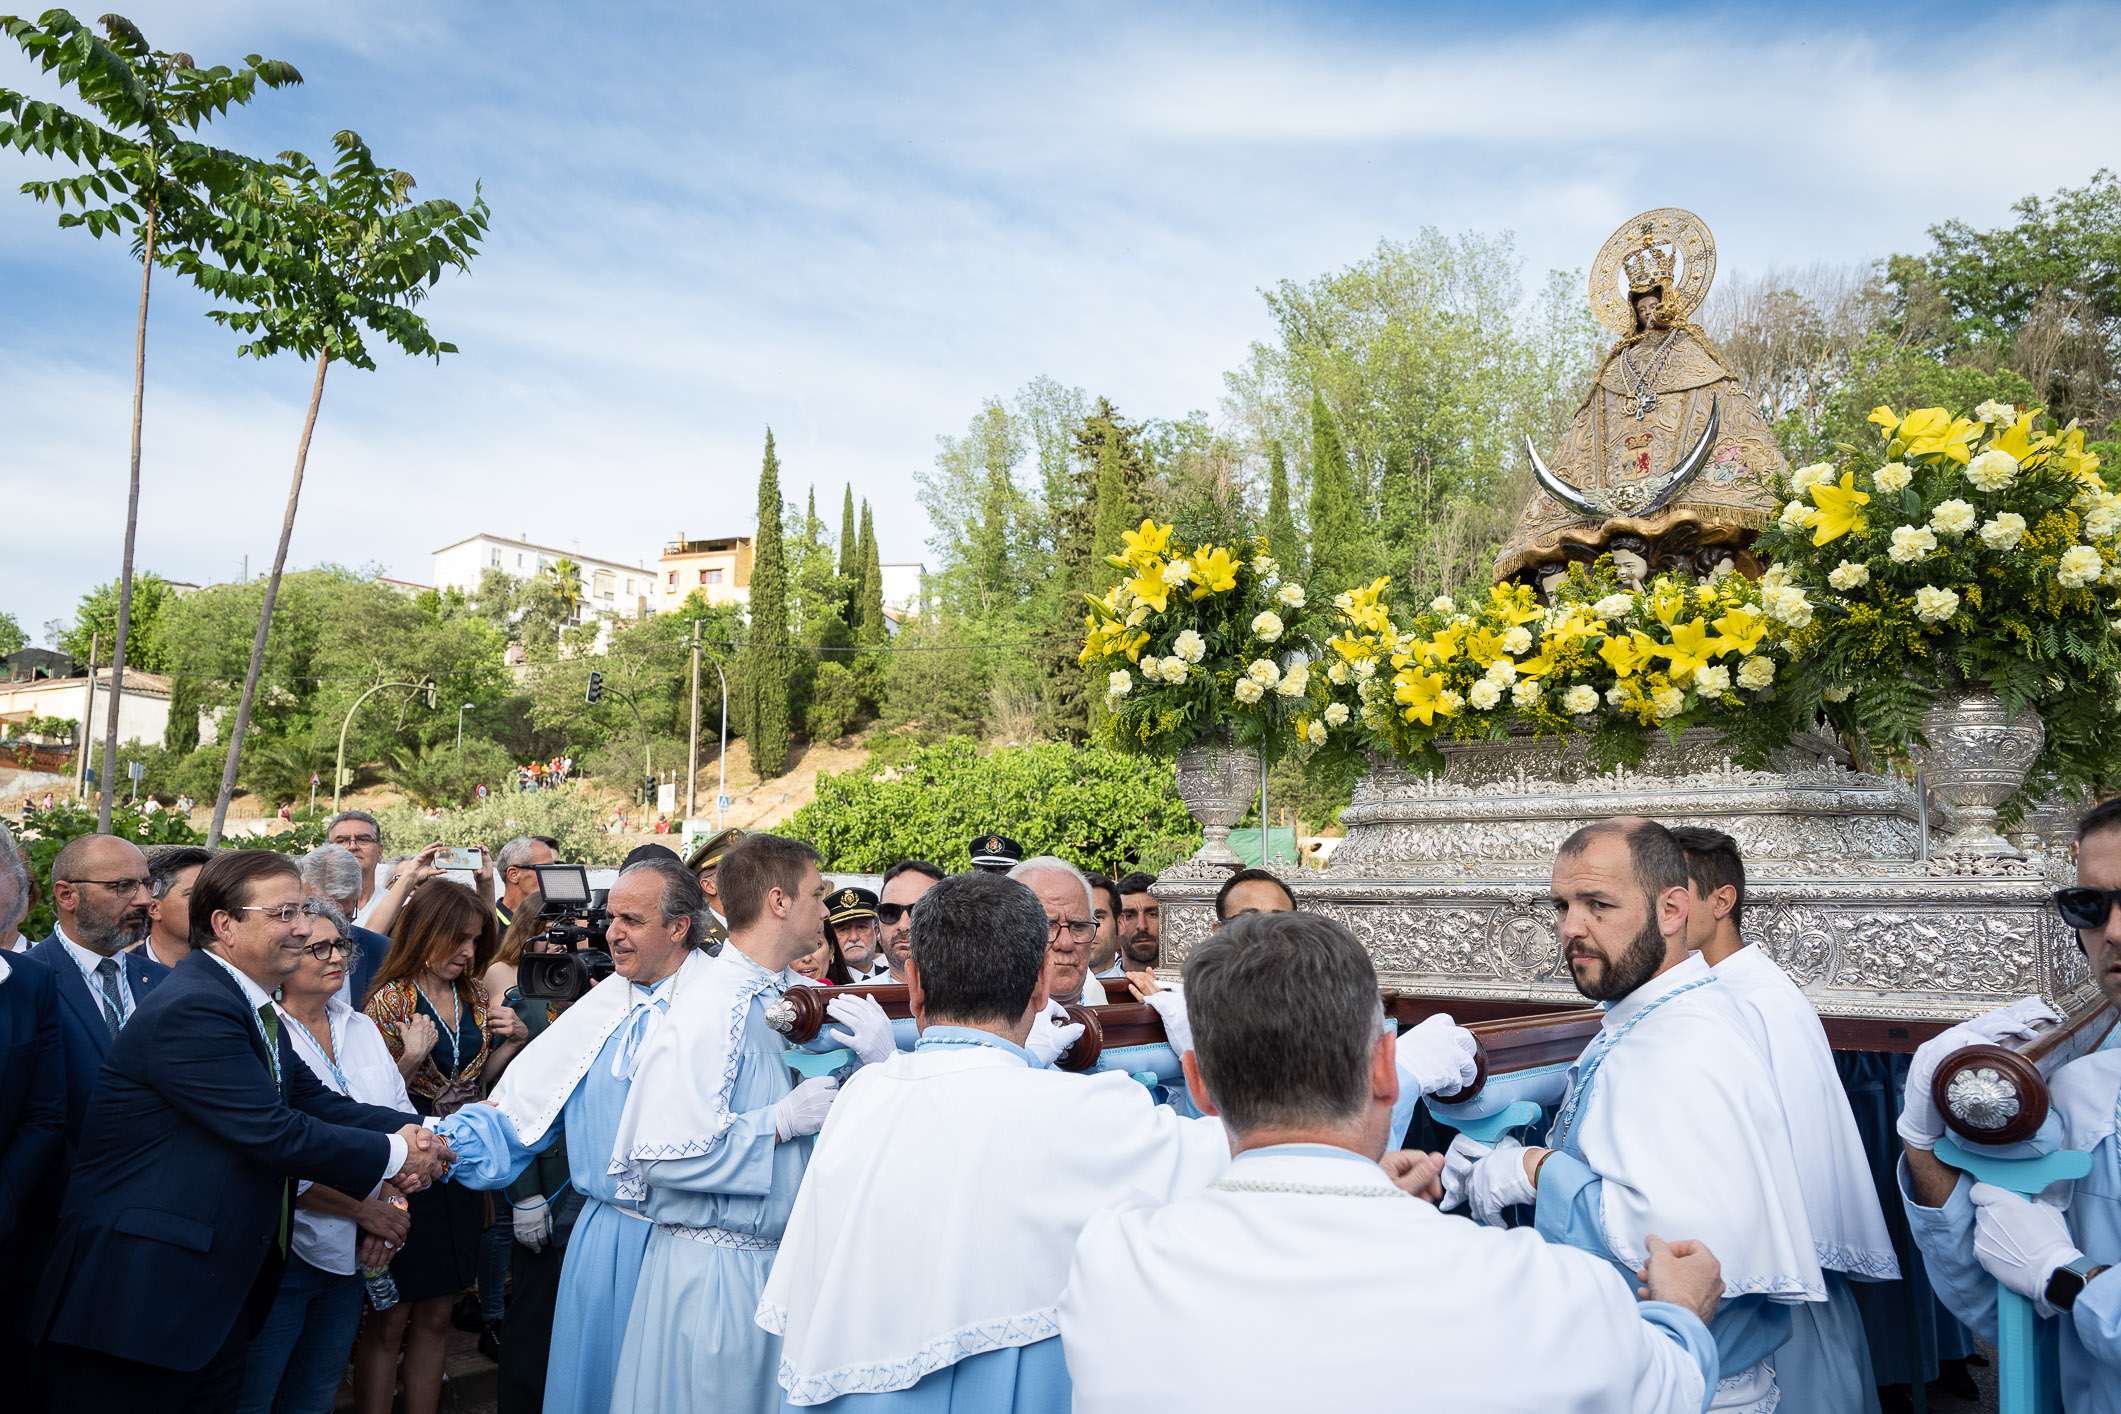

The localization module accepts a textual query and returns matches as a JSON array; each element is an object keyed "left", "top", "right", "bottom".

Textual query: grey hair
[
  {"left": 307, "top": 896, "right": 353, "bottom": 941},
  {"left": 299, "top": 843, "right": 364, "bottom": 903},
  {"left": 376, "top": 854, "right": 411, "bottom": 890},
  {"left": 497, "top": 836, "right": 543, "bottom": 872},
  {"left": 325, "top": 810, "right": 382, "bottom": 846},
  {"left": 618, "top": 856, "right": 715, "bottom": 949},
  {"left": 0, "top": 822, "right": 30, "bottom": 935},
  {"left": 1006, "top": 855, "right": 1093, "bottom": 912}
]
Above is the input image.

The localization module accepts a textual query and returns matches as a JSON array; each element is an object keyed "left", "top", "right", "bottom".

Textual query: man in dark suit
[
  {"left": 0, "top": 906, "right": 65, "bottom": 1378},
  {"left": 28, "top": 833, "right": 172, "bottom": 1146},
  {"left": 33, "top": 849, "right": 455, "bottom": 1412}
]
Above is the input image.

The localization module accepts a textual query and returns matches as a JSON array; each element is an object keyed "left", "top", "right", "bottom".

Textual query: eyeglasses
[
  {"left": 1047, "top": 918, "right": 1097, "bottom": 944},
  {"left": 2053, "top": 887, "right": 2121, "bottom": 931},
  {"left": 330, "top": 834, "right": 379, "bottom": 847},
  {"left": 876, "top": 903, "right": 912, "bottom": 925},
  {"left": 70, "top": 877, "right": 153, "bottom": 895},
  {"left": 301, "top": 938, "right": 357, "bottom": 961},
  {"left": 238, "top": 900, "right": 328, "bottom": 924}
]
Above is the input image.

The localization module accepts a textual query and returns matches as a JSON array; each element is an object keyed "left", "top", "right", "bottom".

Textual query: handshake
[{"left": 392, "top": 1124, "right": 458, "bottom": 1190}]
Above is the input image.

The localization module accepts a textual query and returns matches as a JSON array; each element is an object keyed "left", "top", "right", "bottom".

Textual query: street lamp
[{"left": 457, "top": 702, "right": 474, "bottom": 750}]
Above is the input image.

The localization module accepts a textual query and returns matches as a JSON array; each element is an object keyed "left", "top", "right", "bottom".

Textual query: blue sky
[{"left": 6, "top": 0, "right": 2119, "bottom": 644}]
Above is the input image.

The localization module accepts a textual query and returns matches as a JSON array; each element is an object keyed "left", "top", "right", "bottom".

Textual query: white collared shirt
[
  {"left": 57, "top": 923, "right": 135, "bottom": 1025},
  {"left": 278, "top": 995, "right": 414, "bottom": 1274}
]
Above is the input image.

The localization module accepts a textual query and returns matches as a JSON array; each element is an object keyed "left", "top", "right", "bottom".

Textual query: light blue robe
[
  {"left": 1899, "top": 1049, "right": 2121, "bottom": 1414},
  {"left": 610, "top": 955, "right": 811, "bottom": 1414},
  {"left": 439, "top": 1026, "right": 656, "bottom": 1414}
]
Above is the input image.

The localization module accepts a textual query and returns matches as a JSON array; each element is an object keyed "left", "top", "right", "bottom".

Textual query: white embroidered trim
[
  {"left": 1209, "top": 1177, "right": 1406, "bottom": 1198},
  {"left": 1711, "top": 1366, "right": 1779, "bottom": 1413},
  {"left": 657, "top": 1222, "right": 778, "bottom": 1251},
  {"left": 611, "top": 972, "right": 774, "bottom": 1201},
  {"left": 759, "top": 1298, "right": 1061, "bottom": 1406},
  {"left": 1817, "top": 1242, "right": 1901, "bottom": 1281}
]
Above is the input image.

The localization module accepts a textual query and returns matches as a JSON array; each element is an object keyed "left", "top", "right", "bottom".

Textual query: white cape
[
  {"left": 757, "top": 1042, "right": 1229, "bottom": 1405},
  {"left": 1568, "top": 955, "right": 1825, "bottom": 1301},
  {"left": 1712, "top": 945, "right": 1900, "bottom": 1280},
  {"left": 606, "top": 945, "right": 788, "bottom": 1201},
  {"left": 485, "top": 948, "right": 712, "bottom": 1146}
]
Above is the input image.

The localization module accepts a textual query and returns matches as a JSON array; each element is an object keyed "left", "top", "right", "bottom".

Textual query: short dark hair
[
  {"left": 189, "top": 850, "right": 303, "bottom": 950},
  {"left": 1184, "top": 912, "right": 1383, "bottom": 1135},
  {"left": 1214, "top": 868, "right": 1296, "bottom": 920},
  {"left": 2077, "top": 796, "right": 2121, "bottom": 845},
  {"left": 909, "top": 873, "right": 1048, "bottom": 1026},
  {"left": 325, "top": 809, "right": 382, "bottom": 844},
  {"left": 1668, "top": 826, "right": 1746, "bottom": 931},
  {"left": 1085, "top": 871, "right": 1120, "bottom": 919},
  {"left": 618, "top": 856, "right": 713, "bottom": 948},
  {"left": 146, "top": 844, "right": 215, "bottom": 897},
  {"left": 719, "top": 835, "right": 822, "bottom": 931},
  {"left": 882, "top": 858, "right": 946, "bottom": 891},
  {"left": 1117, "top": 871, "right": 1157, "bottom": 897},
  {"left": 1557, "top": 817, "right": 1689, "bottom": 904}
]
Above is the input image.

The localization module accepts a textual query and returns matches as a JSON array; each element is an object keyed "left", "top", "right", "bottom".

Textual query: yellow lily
[
  {"left": 1463, "top": 626, "right": 1507, "bottom": 665},
  {"left": 1120, "top": 519, "right": 1174, "bottom": 567},
  {"left": 1487, "top": 583, "right": 1545, "bottom": 627},
  {"left": 1655, "top": 618, "right": 1718, "bottom": 679},
  {"left": 1343, "top": 576, "right": 1394, "bottom": 633},
  {"left": 1126, "top": 566, "right": 1172, "bottom": 615},
  {"left": 1712, "top": 606, "right": 1768, "bottom": 656},
  {"left": 1809, "top": 471, "right": 1870, "bottom": 545},
  {"left": 1395, "top": 670, "right": 1451, "bottom": 726},
  {"left": 1900, "top": 407, "right": 1980, "bottom": 464},
  {"left": 1188, "top": 545, "right": 1239, "bottom": 598},
  {"left": 1598, "top": 630, "right": 1655, "bottom": 679},
  {"left": 1122, "top": 630, "right": 1149, "bottom": 663},
  {"left": 1869, "top": 406, "right": 1900, "bottom": 439}
]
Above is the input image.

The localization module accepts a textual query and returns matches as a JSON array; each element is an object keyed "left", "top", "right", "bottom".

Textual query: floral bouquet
[
  {"left": 1752, "top": 402, "right": 2121, "bottom": 798},
  {"left": 1314, "top": 567, "right": 1801, "bottom": 774},
  {"left": 1079, "top": 520, "right": 1328, "bottom": 766}
]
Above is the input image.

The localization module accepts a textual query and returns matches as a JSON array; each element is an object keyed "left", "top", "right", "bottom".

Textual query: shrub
[
  {"left": 804, "top": 662, "right": 861, "bottom": 742},
  {"left": 785, "top": 737, "right": 1200, "bottom": 877},
  {"left": 369, "top": 784, "right": 626, "bottom": 867}
]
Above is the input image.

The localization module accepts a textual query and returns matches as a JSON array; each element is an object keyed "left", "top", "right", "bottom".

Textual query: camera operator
[{"left": 419, "top": 857, "right": 718, "bottom": 1414}]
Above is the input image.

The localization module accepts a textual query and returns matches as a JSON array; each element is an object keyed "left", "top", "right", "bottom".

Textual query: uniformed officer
[
  {"left": 683, "top": 827, "right": 749, "bottom": 944},
  {"left": 968, "top": 834, "right": 1023, "bottom": 875},
  {"left": 826, "top": 886, "right": 887, "bottom": 980}
]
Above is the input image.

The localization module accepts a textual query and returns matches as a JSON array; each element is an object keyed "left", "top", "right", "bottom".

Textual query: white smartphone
[{"left": 436, "top": 846, "right": 481, "bottom": 870}]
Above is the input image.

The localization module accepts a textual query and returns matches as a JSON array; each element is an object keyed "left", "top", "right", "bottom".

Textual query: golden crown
[{"left": 1623, "top": 232, "right": 1676, "bottom": 291}]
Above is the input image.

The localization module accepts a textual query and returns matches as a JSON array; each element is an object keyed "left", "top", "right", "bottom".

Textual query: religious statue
[{"left": 1493, "top": 208, "right": 1787, "bottom": 591}]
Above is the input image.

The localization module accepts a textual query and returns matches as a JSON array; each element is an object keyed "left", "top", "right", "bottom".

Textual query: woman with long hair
[{"left": 351, "top": 866, "right": 528, "bottom": 1414}]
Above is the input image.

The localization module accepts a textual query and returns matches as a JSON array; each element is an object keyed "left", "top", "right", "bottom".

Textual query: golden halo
[{"left": 1589, "top": 207, "right": 1717, "bottom": 340}]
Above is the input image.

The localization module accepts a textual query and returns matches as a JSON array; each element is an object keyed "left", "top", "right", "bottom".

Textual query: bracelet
[{"left": 1531, "top": 1149, "right": 1556, "bottom": 1190}]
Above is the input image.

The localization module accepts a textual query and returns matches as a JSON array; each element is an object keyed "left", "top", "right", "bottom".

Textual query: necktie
[
  {"left": 93, "top": 957, "right": 123, "bottom": 1040},
  {"left": 259, "top": 1002, "right": 290, "bottom": 1256},
  {"left": 612, "top": 988, "right": 670, "bottom": 1079}
]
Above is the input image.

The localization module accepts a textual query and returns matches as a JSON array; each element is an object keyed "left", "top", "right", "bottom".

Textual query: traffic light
[
  {"left": 586, "top": 671, "right": 603, "bottom": 705},
  {"left": 420, "top": 677, "right": 438, "bottom": 710}
]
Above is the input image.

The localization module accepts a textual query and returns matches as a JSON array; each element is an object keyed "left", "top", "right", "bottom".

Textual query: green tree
[
  {"left": 184, "top": 130, "right": 488, "bottom": 841},
  {"left": 851, "top": 499, "right": 875, "bottom": 635},
  {"left": 1305, "top": 391, "right": 1368, "bottom": 598},
  {"left": 1038, "top": 399, "right": 1147, "bottom": 741},
  {"left": 837, "top": 483, "right": 859, "bottom": 604},
  {"left": 0, "top": 610, "right": 26, "bottom": 658},
  {"left": 55, "top": 572, "right": 175, "bottom": 672},
  {"left": 544, "top": 557, "right": 584, "bottom": 621},
  {"left": 858, "top": 522, "right": 885, "bottom": 647},
  {"left": 737, "top": 430, "right": 793, "bottom": 778},
  {"left": 1263, "top": 438, "right": 1298, "bottom": 564},
  {"left": 1, "top": 11, "right": 304, "bottom": 831},
  {"left": 1087, "top": 441, "right": 1134, "bottom": 597}
]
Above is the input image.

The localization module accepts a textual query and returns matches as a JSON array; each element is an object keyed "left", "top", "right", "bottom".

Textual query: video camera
[{"left": 517, "top": 863, "right": 616, "bottom": 1003}]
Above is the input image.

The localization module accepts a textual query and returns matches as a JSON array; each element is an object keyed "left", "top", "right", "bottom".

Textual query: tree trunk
[
  {"left": 208, "top": 348, "right": 330, "bottom": 845},
  {"left": 99, "top": 207, "right": 155, "bottom": 833}
]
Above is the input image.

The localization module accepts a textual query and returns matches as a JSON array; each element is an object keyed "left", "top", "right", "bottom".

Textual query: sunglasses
[
  {"left": 877, "top": 903, "right": 912, "bottom": 926},
  {"left": 2053, "top": 887, "right": 2121, "bottom": 931}
]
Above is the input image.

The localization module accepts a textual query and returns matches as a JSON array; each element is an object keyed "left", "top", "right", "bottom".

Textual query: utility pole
[
  {"left": 77, "top": 632, "right": 99, "bottom": 802},
  {"left": 687, "top": 619, "right": 701, "bottom": 819}
]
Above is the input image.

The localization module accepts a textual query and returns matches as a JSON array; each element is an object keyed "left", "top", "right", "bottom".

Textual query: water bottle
[{"left": 359, "top": 1192, "right": 412, "bottom": 1310}]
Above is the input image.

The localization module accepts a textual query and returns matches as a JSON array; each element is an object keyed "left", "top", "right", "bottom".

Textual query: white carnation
[
  {"left": 1736, "top": 656, "right": 1777, "bottom": 690},
  {"left": 1930, "top": 500, "right": 1977, "bottom": 537},
  {"left": 1306, "top": 719, "right": 1326, "bottom": 745},
  {"left": 1275, "top": 664, "right": 1309, "bottom": 696},
  {"left": 1276, "top": 582, "right": 1306, "bottom": 608},
  {"left": 1790, "top": 462, "right": 1837, "bottom": 496},
  {"left": 1874, "top": 463, "right": 1913, "bottom": 494},
  {"left": 2086, "top": 507, "right": 2120, "bottom": 541},
  {"left": 1429, "top": 596, "right": 1456, "bottom": 614},
  {"left": 1468, "top": 680, "right": 1503, "bottom": 710},
  {"left": 1511, "top": 678, "right": 1543, "bottom": 709},
  {"left": 1605, "top": 684, "right": 1630, "bottom": 706},
  {"left": 1562, "top": 684, "right": 1600, "bottom": 714},
  {"left": 1171, "top": 629, "right": 1206, "bottom": 663},
  {"left": 1965, "top": 448, "right": 2019, "bottom": 492},
  {"left": 1233, "top": 678, "right": 1264, "bottom": 704},
  {"left": 1592, "top": 593, "right": 1636, "bottom": 620},
  {"left": 1124, "top": 604, "right": 1150, "bottom": 627},
  {"left": 1484, "top": 659, "right": 1517, "bottom": 686},
  {"left": 1161, "top": 559, "right": 1193, "bottom": 586},
  {"left": 1975, "top": 398, "right": 2017, "bottom": 424},
  {"left": 1253, "top": 555, "right": 1279, "bottom": 578},
  {"left": 2059, "top": 545, "right": 2104, "bottom": 589},
  {"left": 1161, "top": 658, "right": 1190, "bottom": 684},
  {"left": 1437, "top": 689, "right": 1464, "bottom": 713},
  {"left": 1778, "top": 500, "right": 1816, "bottom": 531},
  {"left": 1106, "top": 670, "right": 1133, "bottom": 698},
  {"left": 1357, "top": 678, "right": 1382, "bottom": 703},
  {"left": 1693, "top": 664, "right": 1731, "bottom": 694},
  {"left": 1763, "top": 585, "right": 1813, "bottom": 627},
  {"left": 1245, "top": 658, "right": 1280, "bottom": 686},
  {"left": 1326, "top": 660, "right": 1349, "bottom": 685},
  {"left": 1251, "top": 611, "right": 1284, "bottom": 643},
  {"left": 1888, "top": 525, "right": 1937, "bottom": 563},
  {"left": 1324, "top": 701, "right": 1350, "bottom": 727},
  {"left": 1653, "top": 688, "right": 1686, "bottom": 719},
  {"left": 1352, "top": 657, "right": 1377, "bottom": 680},
  {"left": 1500, "top": 626, "right": 1533, "bottom": 654},
  {"left": 1979, "top": 512, "right": 2028, "bottom": 550},
  {"left": 1760, "top": 564, "right": 1794, "bottom": 591},
  {"left": 1912, "top": 586, "right": 1961, "bottom": 623},
  {"left": 1828, "top": 560, "right": 1870, "bottom": 590}
]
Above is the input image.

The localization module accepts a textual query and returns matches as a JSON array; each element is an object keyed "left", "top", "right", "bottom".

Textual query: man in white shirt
[
  {"left": 762, "top": 870, "right": 1226, "bottom": 1410},
  {"left": 1007, "top": 856, "right": 1107, "bottom": 1007},
  {"left": 1060, "top": 908, "right": 1727, "bottom": 1412},
  {"left": 1671, "top": 826, "right": 1897, "bottom": 1414},
  {"left": 324, "top": 811, "right": 387, "bottom": 926}
]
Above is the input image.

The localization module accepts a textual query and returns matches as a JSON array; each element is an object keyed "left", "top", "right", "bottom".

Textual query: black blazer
[
  {"left": 0, "top": 951, "right": 64, "bottom": 1241},
  {"left": 32, "top": 949, "right": 416, "bottom": 1371},
  {"left": 343, "top": 923, "right": 393, "bottom": 1010},
  {"left": 26, "top": 933, "right": 170, "bottom": 1144}
]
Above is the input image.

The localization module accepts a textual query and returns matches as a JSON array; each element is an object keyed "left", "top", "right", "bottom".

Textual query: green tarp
[{"left": 1229, "top": 825, "right": 1301, "bottom": 868}]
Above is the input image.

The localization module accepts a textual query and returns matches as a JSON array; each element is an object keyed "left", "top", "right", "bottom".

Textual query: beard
[{"left": 1567, "top": 915, "right": 1666, "bottom": 1003}]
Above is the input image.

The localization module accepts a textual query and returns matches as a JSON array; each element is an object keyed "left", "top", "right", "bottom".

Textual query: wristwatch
[{"left": 2043, "top": 1255, "right": 2110, "bottom": 1314}]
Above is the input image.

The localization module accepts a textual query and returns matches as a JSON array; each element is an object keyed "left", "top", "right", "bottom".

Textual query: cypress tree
[
  {"left": 739, "top": 429, "right": 792, "bottom": 778},
  {"left": 852, "top": 500, "right": 875, "bottom": 633},
  {"left": 1306, "top": 391, "right": 1368, "bottom": 597},
  {"left": 838, "top": 483, "right": 858, "bottom": 592},
  {"left": 1265, "top": 438, "right": 1299, "bottom": 568},
  {"left": 1088, "top": 442, "right": 1133, "bottom": 597},
  {"left": 1038, "top": 398, "right": 1146, "bottom": 742},
  {"left": 859, "top": 526, "right": 886, "bottom": 648}
]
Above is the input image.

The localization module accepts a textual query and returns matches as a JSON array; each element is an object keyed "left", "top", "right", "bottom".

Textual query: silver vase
[
  {"left": 1174, "top": 731, "right": 1263, "bottom": 867},
  {"left": 1910, "top": 692, "right": 2044, "bottom": 857}
]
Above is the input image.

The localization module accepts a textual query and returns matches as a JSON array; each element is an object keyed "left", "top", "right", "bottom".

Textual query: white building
[
  {"left": 431, "top": 534, "right": 657, "bottom": 627},
  {"left": 0, "top": 670, "right": 171, "bottom": 750},
  {"left": 879, "top": 562, "right": 926, "bottom": 614}
]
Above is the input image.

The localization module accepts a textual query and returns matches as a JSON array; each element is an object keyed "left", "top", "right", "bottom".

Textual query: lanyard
[
  {"left": 1549, "top": 976, "right": 1713, "bottom": 1154},
  {"left": 420, "top": 985, "right": 464, "bottom": 1077},
  {"left": 282, "top": 1004, "right": 350, "bottom": 1092}
]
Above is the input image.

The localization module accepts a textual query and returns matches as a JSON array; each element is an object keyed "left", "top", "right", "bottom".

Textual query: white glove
[
  {"left": 1466, "top": 1137, "right": 1534, "bottom": 1226},
  {"left": 1970, "top": 1183, "right": 2082, "bottom": 1314},
  {"left": 1898, "top": 1020, "right": 1992, "bottom": 1152},
  {"left": 1972, "top": 996, "right": 2063, "bottom": 1043},
  {"left": 1025, "top": 1004, "right": 1087, "bottom": 1069},
  {"left": 773, "top": 1075, "right": 841, "bottom": 1141},
  {"left": 512, "top": 1195, "right": 552, "bottom": 1252},
  {"left": 825, "top": 992, "right": 897, "bottom": 1067},
  {"left": 1439, "top": 1133, "right": 1490, "bottom": 1213},
  {"left": 1143, "top": 986, "right": 1193, "bottom": 1057},
  {"left": 1396, "top": 1014, "right": 1480, "bottom": 1097}
]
